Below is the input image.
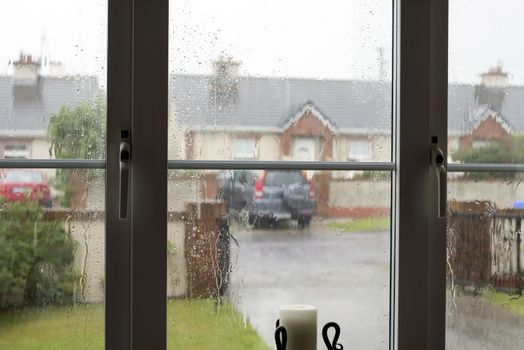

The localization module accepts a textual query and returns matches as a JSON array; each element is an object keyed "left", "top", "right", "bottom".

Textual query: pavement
[{"left": 227, "top": 220, "right": 524, "bottom": 349}]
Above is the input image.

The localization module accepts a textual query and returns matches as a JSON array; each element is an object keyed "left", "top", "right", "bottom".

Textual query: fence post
[{"left": 517, "top": 217, "right": 522, "bottom": 296}]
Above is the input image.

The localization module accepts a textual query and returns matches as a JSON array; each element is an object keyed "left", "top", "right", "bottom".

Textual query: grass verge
[
  {"left": 483, "top": 291, "right": 524, "bottom": 317},
  {"left": 328, "top": 217, "right": 390, "bottom": 233},
  {"left": 0, "top": 299, "right": 270, "bottom": 350}
]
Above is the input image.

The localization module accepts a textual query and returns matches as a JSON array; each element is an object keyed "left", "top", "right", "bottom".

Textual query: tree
[
  {"left": 452, "top": 135, "right": 524, "bottom": 179},
  {"left": 47, "top": 97, "right": 106, "bottom": 207}
]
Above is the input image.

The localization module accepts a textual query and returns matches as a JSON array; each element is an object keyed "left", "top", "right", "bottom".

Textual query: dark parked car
[
  {"left": 0, "top": 170, "right": 52, "bottom": 207},
  {"left": 219, "top": 169, "right": 316, "bottom": 228}
]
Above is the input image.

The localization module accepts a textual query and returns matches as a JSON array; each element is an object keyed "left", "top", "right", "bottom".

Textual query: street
[
  {"left": 227, "top": 220, "right": 524, "bottom": 349},
  {"left": 228, "top": 220, "right": 391, "bottom": 349}
]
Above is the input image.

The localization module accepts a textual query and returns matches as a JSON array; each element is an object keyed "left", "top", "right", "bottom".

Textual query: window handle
[
  {"left": 119, "top": 135, "right": 130, "bottom": 220},
  {"left": 431, "top": 145, "right": 447, "bottom": 218}
]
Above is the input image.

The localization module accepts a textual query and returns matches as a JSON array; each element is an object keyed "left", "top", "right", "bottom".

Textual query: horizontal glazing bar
[
  {"left": 168, "top": 160, "right": 395, "bottom": 171},
  {"left": 448, "top": 163, "right": 524, "bottom": 173},
  {"left": 4, "top": 160, "right": 524, "bottom": 173},
  {"left": 0, "top": 159, "right": 106, "bottom": 169}
]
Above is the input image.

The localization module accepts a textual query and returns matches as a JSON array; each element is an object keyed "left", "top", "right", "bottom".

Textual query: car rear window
[
  {"left": 4, "top": 171, "right": 43, "bottom": 183},
  {"left": 264, "top": 171, "right": 306, "bottom": 186}
]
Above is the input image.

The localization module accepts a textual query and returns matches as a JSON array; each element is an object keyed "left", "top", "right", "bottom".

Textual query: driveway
[
  {"left": 228, "top": 220, "right": 391, "bottom": 349},
  {"left": 227, "top": 220, "right": 524, "bottom": 349}
]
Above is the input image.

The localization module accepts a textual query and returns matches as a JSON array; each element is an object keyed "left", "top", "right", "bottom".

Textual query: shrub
[
  {"left": 0, "top": 201, "right": 78, "bottom": 310},
  {"left": 452, "top": 135, "right": 524, "bottom": 180}
]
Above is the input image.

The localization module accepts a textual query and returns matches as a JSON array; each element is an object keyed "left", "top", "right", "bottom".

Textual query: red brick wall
[
  {"left": 459, "top": 117, "right": 511, "bottom": 149},
  {"left": 281, "top": 112, "right": 333, "bottom": 160}
]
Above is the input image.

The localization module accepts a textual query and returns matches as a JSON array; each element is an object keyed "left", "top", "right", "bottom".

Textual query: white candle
[{"left": 279, "top": 305, "right": 317, "bottom": 350}]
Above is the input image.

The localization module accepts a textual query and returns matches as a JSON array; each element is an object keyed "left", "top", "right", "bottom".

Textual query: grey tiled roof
[
  {"left": 2, "top": 73, "right": 524, "bottom": 136},
  {"left": 171, "top": 75, "right": 391, "bottom": 131},
  {"left": 0, "top": 76, "right": 100, "bottom": 134},
  {"left": 172, "top": 74, "right": 524, "bottom": 134}
]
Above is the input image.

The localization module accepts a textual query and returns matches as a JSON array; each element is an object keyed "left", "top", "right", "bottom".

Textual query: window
[
  {"left": 471, "top": 139, "right": 493, "bottom": 149},
  {"left": 232, "top": 137, "right": 257, "bottom": 159},
  {"left": 348, "top": 139, "right": 371, "bottom": 161},
  {"left": 9, "top": 0, "right": 518, "bottom": 349},
  {"left": 3, "top": 143, "right": 29, "bottom": 158}
]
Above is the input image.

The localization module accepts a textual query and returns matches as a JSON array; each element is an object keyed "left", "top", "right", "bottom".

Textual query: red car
[{"left": 0, "top": 170, "right": 52, "bottom": 207}]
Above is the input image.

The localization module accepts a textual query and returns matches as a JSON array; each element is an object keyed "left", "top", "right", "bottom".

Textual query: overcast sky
[{"left": 1, "top": 0, "right": 523, "bottom": 85}]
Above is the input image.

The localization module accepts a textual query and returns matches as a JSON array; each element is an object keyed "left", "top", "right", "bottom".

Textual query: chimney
[
  {"left": 45, "top": 60, "right": 65, "bottom": 77},
  {"left": 210, "top": 56, "right": 241, "bottom": 107},
  {"left": 12, "top": 53, "right": 41, "bottom": 86},
  {"left": 475, "top": 65, "right": 509, "bottom": 113},
  {"left": 480, "top": 65, "right": 509, "bottom": 89}
]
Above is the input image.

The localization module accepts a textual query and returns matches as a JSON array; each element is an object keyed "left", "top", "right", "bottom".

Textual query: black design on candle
[
  {"left": 276, "top": 318, "right": 280, "bottom": 328},
  {"left": 322, "top": 322, "right": 343, "bottom": 350},
  {"left": 275, "top": 325, "right": 287, "bottom": 350}
]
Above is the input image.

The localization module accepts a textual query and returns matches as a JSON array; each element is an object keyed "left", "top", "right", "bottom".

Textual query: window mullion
[
  {"left": 129, "top": 0, "right": 169, "bottom": 349},
  {"left": 106, "top": 0, "right": 133, "bottom": 348},
  {"left": 395, "top": 0, "right": 448, "bottom": 349}
]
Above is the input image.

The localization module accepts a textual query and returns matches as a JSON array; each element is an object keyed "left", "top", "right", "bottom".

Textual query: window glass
[
  {"left": 0, "top": 1, "right": 107, "bottom": 348},
  {"left": 168, "top": 0, "right": 392, "bottom": 163},
  {"left": 167, "top": 169, "right": 391, "bottom": 349},
  {"left": 348, "top": 139, "right": 371, "bottom": 161},
  {"left": 233, "top": 137, "right": 257, "bottom": 159},
  {"left": 0, "top": 0, "right": 107, "bottom": 161},
  {"left": 448, "top": 1, "right": 524, "bottom": 348},
  {"left": 0, "top": 168, "right": 105, "bottom": 349}
]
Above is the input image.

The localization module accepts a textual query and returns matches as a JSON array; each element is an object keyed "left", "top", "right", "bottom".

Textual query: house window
[
  {"left": 347, "top": 139, "right": 371, "bottom": 161},
  {"left": 233, "top": 138, "right": 257, "bottom": 159},
  {"left": 472, "top": 139, "right": 493, "bottom": 149},
  {"left": 3, "top": 144, "right": 29, "bottom": 159}
]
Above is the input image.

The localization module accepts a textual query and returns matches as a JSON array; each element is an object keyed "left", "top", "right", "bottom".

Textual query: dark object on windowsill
[
  {"left": 322, "top": 322, "right": 343, "bottom": 350},
  {"left": 274, "top": 319, "right": 343, "bottom": 350}
]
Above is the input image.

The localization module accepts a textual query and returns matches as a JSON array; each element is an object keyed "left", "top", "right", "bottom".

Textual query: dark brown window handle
[
  {"left": 431, "top": 146, "right": 447, "bottom": 218},
  {"left": 119, "top": 138, "right": 130, "bottom": 220}
]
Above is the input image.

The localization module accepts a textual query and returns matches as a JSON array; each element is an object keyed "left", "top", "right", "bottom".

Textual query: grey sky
[{"left": 0, "top": 0, "right": 523, "bottom": 85}]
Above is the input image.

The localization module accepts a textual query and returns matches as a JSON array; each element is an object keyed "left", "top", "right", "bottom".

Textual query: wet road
[
  {"left": 228, "top": 221, "right": 391, "bottom": 349},
  {"left": 227, "top": 220, "right": 524, "bottom": 349},
  {"left": 446, "top": 293, "right": 524, "bottom": 350}
]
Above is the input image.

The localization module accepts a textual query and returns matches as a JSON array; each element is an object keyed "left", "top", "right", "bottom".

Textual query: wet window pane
[
  {"left": 0, "top": 0, "right": 107, "bottom": 160},
  {"left": 447, "top": 174, "right": 524, "bottom": 349},
  {"left": 167, "top": 169, "right": 391, "bottom": 349},
  {"left": 0, "top": 169, "right": 105, "bottom": 349},
  {"left": 168, "top": 0, "right": 392, "bottom": 162},
  {"left": 448, "top": 1, "right": 524, "bottom": 347},
  {"left": 449, "top": 0, "right": 524, "bottom": 165}
]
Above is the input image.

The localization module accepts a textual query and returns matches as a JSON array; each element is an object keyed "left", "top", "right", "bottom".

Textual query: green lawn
[
  {"left": 483, "top": 291, "right": 524, "bottom": 317},
  {"left": 0, "top": 300, "right": 270, "bottom": 350},
  {"left": 328, "top": 217, "right": 390, "bottom": 234}
]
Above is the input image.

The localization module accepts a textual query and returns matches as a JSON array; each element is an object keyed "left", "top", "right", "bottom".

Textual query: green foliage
[
  {"left": 359, "top": 170, "right": 391, "bottom": 181},
  {"left": 482, "top": 290, "right": 524, "bottom": 317},
  {"left": 328, "top": 217, "right": 391, "bottom": 233},
  {"left": 47, "top": 97, "right": 106, "bottom": 160},
  {"left": 0, "top": 202, "right": 78, "bottom": 310},
  {"left": 47, "top": 98, "right": 106, "bottom": 207},
  {"left": 452, "top": 135, "right": 524, "bottom": 179}
]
